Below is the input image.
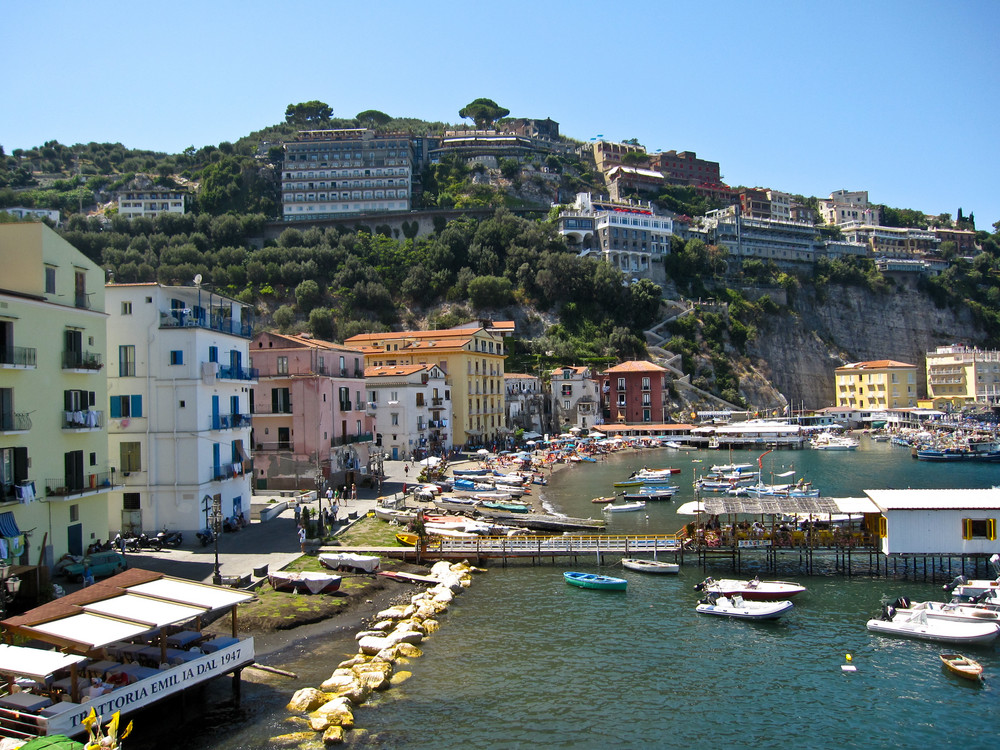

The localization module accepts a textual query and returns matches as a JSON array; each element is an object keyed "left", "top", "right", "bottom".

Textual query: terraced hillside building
[
  {"left": 925, "top": 344, "right": 1000, "bottom": 409},
  {"left": 282, "top": 128, "right": 413, "bottom": 220},
  {"left": 0, "top": 223, "right": 112, "bottom": 565},
  {"left": 346, "top": 325, "right": 509, "bottom": 449}
]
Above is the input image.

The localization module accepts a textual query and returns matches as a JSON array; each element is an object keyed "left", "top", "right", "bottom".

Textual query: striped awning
[{"left": 0, "top": 512, "right": 20, "bottom": 537}]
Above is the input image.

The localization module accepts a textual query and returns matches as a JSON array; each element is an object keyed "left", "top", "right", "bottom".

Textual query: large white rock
[{"left": 358, "top": 635, "right": 392, "bottom": 655}]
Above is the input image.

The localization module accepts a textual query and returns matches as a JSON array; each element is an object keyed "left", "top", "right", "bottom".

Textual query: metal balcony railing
[
  {"left": 63, "top": 410, "right": 104, "bottom": 430},
  {"left": 0, "top": 346, "right": 37, "bottom": 367},
  {"left": 217, "top": 366, "right": 259, "bottom": 381},
  {"left": 210, "top": 414, "right": 251, "bottom": 430},
  {"left": 45, "top": 470, "right": 115, "bottom": 497},
  {"left": 62, "top": 350, "right": 104, "bottom": 371},
  {"left": 0, "top": 412, "right": 32, "bottom": 431}
]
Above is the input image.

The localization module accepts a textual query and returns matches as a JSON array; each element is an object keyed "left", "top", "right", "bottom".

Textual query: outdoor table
[
  {"left": 0, "top": 692, "right": 53, "bottom": 712},
  {"left": 51, "top": 676, "right": 89, "bottom": 694},
  {"left": 165, "top": 630, "right": 203, "bottom": 649},
  {"left": 200, "top": 636, "right": 239, "bottom": 653},
  {"left": 86, "top": 660, "right": 119, "bottom": 679}
]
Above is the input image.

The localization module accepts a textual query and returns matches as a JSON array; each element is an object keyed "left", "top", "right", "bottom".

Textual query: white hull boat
[
  {"left": 867, "top": 611, "right": 1000, "bottom": 644},
  {"left": 889, "top": 597, "right": 1000, "bottom": 624},
  {"left": 696, "top": 593, "right": 793, "bottom": 620},
  {"left": 603, "top": 500, "right": 646, "bottom": 513},
  {"left": 622, "top": 558, "right": 679, "bottom": 574},
  {"left": 695, "top": 576, "right": 806, "bottom": 601}
]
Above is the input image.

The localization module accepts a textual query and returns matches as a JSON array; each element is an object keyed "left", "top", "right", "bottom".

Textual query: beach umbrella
[
  {"left": 476, "top": 448, "right": 490, "bottom": 456},
  {"left": 418, "top": 456, "right": 441, "bottom": 467},
  {"left": 589, "top": 431, "right": 606, "bottom": 438},
  {"left": 525, "top": 440, "right": 537, "bottom": 446},
  {"left": 676, "top": 501, "right": 707, "bottom": 515}
]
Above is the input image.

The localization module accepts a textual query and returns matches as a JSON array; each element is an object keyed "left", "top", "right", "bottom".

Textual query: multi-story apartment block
[
  {"left": 550, "top": 366, "right": 601, "bottom": 431},
  {"left": 558, "top": 192, "right": 673, "bottom": 276},
  {"left": 925, "top": 344, "right": 1000, "bottom": 408},
  {"left": 105, "top": 283, "right": 254, "bottom": 536},
  {"left": 282, "top": 129, "right": 413, "bottom": 221},
  {"left": 345, "top": 325, "right": 509, "bottom": 448},
  {"left": 1, "top": 223, "right": 113, "bottom": 565},
  {"left": 703, "top": 206, "right": 866, "bottom": 266},
  {"left": 366, "top": 363, "right": 452, "bottom": 461},
  {"left": 740, "top": 188, "right": 772, "bottom": 220},
  {"left": 834, "top": 360, "right": 918, "bottom": 410},
  {"left": 840, "top": 224, "right": 940, "bottom": 258},
  {"left": 592, "top": 140, "right": 650, "bottom": 174},
  {"left": 249, "top": 333, "right": 373, "bottom": 490},
  {"left": 767, "top": 190, "right": 793, "bottom": 222},
  {"left": 818, "top": 190, "right": 879, "bottom": 226},
  {"left": 116, "top": 176, "right": 186, "bottom": 219},
  {"left": 933, "top": 227, "right": 977, "bottom": 256},
  {"left": 651, "top": 150, "right": 721, "bottom": 186},
  {"left": 505, "top": 373, "right": 548, "bottom": 436},
  {"left": 599, "top": 361, "right": 668, "bottom": 424},
  {"left": 606, "top": 165, "right": 665, "bottom": 201}
]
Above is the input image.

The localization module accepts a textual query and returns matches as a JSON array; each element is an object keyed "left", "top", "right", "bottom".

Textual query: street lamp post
[{"left": 207, "top": 494, "right": 223, "bottom": 585}]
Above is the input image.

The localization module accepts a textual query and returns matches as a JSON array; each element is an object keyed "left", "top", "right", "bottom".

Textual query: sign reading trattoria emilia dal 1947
[{"left": 45, "top": 638, "right": 255, "bottom": 737}]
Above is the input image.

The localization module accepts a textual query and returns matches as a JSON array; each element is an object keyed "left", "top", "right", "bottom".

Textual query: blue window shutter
[
  {"left": 132, "top": 395, "right": 143, "bottom": 418},
  {"left": 110, "top": 397, "right": 122, "bottom": 418}
]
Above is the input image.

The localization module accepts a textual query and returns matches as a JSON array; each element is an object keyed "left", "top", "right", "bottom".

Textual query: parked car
[{"left": 61, "top": 550, "right": 127, "bottom": 582}]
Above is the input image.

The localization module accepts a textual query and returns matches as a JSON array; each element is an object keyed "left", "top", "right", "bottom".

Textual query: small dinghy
[
  {"left": 867, "top": 608, "right": 1000, "bottom": 645},
  {"left": 696, "top": 592, "right": 793, "bottom": 620},
  {"left": 592, "top": 496, "right": 616, "bottom": 503},
  {"left": 564, "top": 571, "right": 628, "bottom": 591},
  {"left": 622, "top": 558, "right": 679, "bottom": 574},
  {"left": 269, "top": 570, "right": 342, "bottom": 594},
  {"left": 940, "top": 653, "right": 984, "bottom": 682},
  {"left": 602, "top": 500, "right": 646, "bottom": 513},
  {"left": 695, "top": 576, "right": 806, "bottom": 601}
]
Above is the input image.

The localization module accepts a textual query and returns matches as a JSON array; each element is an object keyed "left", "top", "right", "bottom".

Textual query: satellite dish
[{"left": 193, "top": 274, "right": 203, "bottom": 285}]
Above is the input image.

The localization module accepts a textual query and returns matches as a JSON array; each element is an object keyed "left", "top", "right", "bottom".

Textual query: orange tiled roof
[
  {"left": 837, "top": 360, "right": 916, "bottom": 370},
  {"left": 603, "top": 360, "right": 667, "bottom": 373},
  {"left": 505, "top": 373, "right": 539, "bottom": 379},
  {"left": 365, "top": 364, "right": 430, "bottom": 377},
  {"left": 264, "top": 332, "right": 363, "bottom": 352}
]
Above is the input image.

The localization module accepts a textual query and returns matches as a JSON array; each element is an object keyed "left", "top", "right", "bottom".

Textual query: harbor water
[{"left": 174, "top": 440, "right": 1000, "bottom": 748}]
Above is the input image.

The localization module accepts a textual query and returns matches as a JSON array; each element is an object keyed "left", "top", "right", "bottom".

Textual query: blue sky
[{"left": 4, "top": 1, "right": 999, "bottom": 228}]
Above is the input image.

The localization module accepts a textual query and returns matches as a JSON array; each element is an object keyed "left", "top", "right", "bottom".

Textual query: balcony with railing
[
  {"left": 159, "top": 309, "right": 253, "bottom": 338},
  {"left": 432, "top": 397, "right": 444, "bottom": 406},
  {"left": 331, "top": 433, "right": 373, "bottom": 447},
  {"left": 217, "top": 365, "right": 259, "bottom": 382},
  {"left": 212, "top": 462, "right": 248, "bottom": 481},
  {"left": 62, "top": 350, "right": 104, "bottom": 371},
  {"left": 62, "top": 409, "right": 104, "bottom": 430},
  {"left": 0, "top": 411, "right": 32, "bottom": 432},
  {"left": 210, "top": 413, "right": 252, "bottom": 430},
  {"left": 45, "top": 469, "right": 116, "bottom": 497},
  {"left": 0, "top": 346, "right": 37, "bottom": 368}
]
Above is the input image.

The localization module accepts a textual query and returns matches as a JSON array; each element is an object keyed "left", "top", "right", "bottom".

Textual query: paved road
[{"left": 92, "top": 458, "right": 457, "bottom": 587}]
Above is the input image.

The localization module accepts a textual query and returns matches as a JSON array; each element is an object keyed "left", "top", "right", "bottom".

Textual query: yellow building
[
  {"left": 345, "top": 325, "right": 508, "bottom": 449},
  {"left": 835, "top": 359, "right": 917, "bottom": 410},
  {"left": 0, "top": 223, "right": 112, "bottom": 570},
  {"left": 925, "top": 344, "right": 1000, "bottom": 409}
]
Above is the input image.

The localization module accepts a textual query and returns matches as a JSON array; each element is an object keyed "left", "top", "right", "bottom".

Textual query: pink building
[
  {"left": 250, "top": 332, "right": 374, "bottom": 491},
  {"left": 598, "top": 361, "right": 668, "bottom": 424}
]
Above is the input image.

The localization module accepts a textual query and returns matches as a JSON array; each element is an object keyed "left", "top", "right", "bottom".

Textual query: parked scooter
[
  {"left": 196, "top": 527, "right": 215, "bottom": 547},
  {"left": 155, "top": 528, "right": 183, "bottom": 548}
]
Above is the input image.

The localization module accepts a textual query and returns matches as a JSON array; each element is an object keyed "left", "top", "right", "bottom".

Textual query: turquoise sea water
[{"left": 170, "top": 440, "right": 1000, "bottom": 749}]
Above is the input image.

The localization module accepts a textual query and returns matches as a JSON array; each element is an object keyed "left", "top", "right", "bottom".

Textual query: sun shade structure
[
  {"left": 0, "top": 644, "right": 86, "bottom": 682},
  {"left": 125, "top": 578, "right": 252, "bottom": 610},
  {"left": 25, "top": 612, "right": 153, "bottom": 651},
  {"left": 81, "top": 594, "right": 208, "bottom": 629}
]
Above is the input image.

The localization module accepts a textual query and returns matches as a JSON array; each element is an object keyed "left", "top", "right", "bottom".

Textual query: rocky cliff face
[{"left": 744, "top": 279, "right": 982, "bottom": 409}]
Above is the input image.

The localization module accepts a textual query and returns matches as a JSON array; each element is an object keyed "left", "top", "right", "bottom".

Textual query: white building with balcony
[
  {"left": 365, "top": 364, "right": 452, "bottom": 461},
  {"left": 926, "top": 344, "right": 1000, "bottom": 408},
  {"left": 104, "top": 283, "right": 255, "bottom": 537},
  {"left": 550, "top": 366, "right": 601, "bottom": 431},
  {"left": 505, "top": 373, "right": 548, "bottom": 436}
]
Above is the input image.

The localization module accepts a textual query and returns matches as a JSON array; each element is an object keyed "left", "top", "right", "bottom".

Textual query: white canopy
[
  {"left": 0, "top": 643, "right": 87, "bottom": 681},
  {"left": 676, "top": 501, "right": 707, "bottom": 515},
  {"left": 82, "top": 593, "right": 208, "bottom": 628},
  {"left": 29, "top": 612, "right": 152, "bottom": 650},
  {"left": 126, "top": 578, "right": 253, "bottom": 610},
  {"left": 418, "top": 456, "right": 442, "bottom": 467}
]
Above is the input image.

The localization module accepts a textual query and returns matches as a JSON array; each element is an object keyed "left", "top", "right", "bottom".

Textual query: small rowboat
[
  {"left": 591, "top": 496, "right": 616, "bottom": 503},
  {"left": 395, "top": 532, "right": 420, "bottom": 546},
  {"left": 603, "top": 500, "right": 646, "bottom": 513},
  {"left": 564, "top": 571, "right": 627, "bottom": 591},
  {"left": 940, "top": 653, "right": 984, "bottom": 681},
  {"left": 622, "top": 558, "right": 679, "bottom": 574}
]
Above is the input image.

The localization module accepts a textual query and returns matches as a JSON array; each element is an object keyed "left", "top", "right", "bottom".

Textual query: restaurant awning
[
  {"left": 701, "top": 497, "right": 852, "bottom": 515},
  {"left": 0, "top": 643, "right": 86, "bottom": 682}
]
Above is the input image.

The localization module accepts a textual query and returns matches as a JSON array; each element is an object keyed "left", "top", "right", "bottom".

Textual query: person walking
[
  {"left": 351, "top": 483, "right": 357, "bottom": 502},
  {"left": 297, "top": 523, "right": 306, "bottom": 553},
  {"left": 294, "top": 504, "right": 301, "bottom": 524}
]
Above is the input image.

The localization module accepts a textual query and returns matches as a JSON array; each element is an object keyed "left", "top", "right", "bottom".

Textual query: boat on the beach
[
  {"left": 867, "top": 610, "right": 1000, "bottom": 644},
  {"left": 695, "top": 576, "right": 806, "bottom": 601},
  {"left": 395, "top": 532, "right": 420, "bottom": 546},
  {"left": 621, "top": 558, "right": 679, "bottom": 574},
  {"left": 433, "top": 496, "right": 482, "bottom": 513},
  {"left": 696, "top": 592, "right": 793, "bottom": 620},
  {"left": 940, "top": 653, "right": 984, "bottom": 682},
  {"left": 603, "top": 500, "right": 646, "bottom": 513},
  {"left": 269, "top": 570, "right": 342, "bottom": 594},
  {"left": 563, "top": 571, "right": 628, "bottom": 591},
  {"left": 319, "top": 552, "right": 381, "bottom": 573},
  {"left": 373, "top": 505, "right": 418, "bottom": 523},
  {"left": 478, "top": 499, "right": 531, "bottom": 513}
]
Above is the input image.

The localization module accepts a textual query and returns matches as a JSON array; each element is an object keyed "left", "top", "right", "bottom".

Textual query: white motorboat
[
  {"left": 602, "top": 500, "right": 646, "bottom": 513},
  {"left": 433, "top": 496, "right": 481, "bottom": 513},
  {"left": 695, "top": 576, "right": 806, "bottom": 601},
  {"left": 696, "top": 593, "right": 793, "bottom": 620},
  {"left": 866, "top": 609, "right": 1000, "bottom": 644},
  {"left": 889, "top": 596, "right": 1000, "bottom": 624},
  {"left": 621, "top": 558, "right": 679, "bottom": 574},
  {"left": 810, "top": 432, "right": 859, "bottom": 450}
]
